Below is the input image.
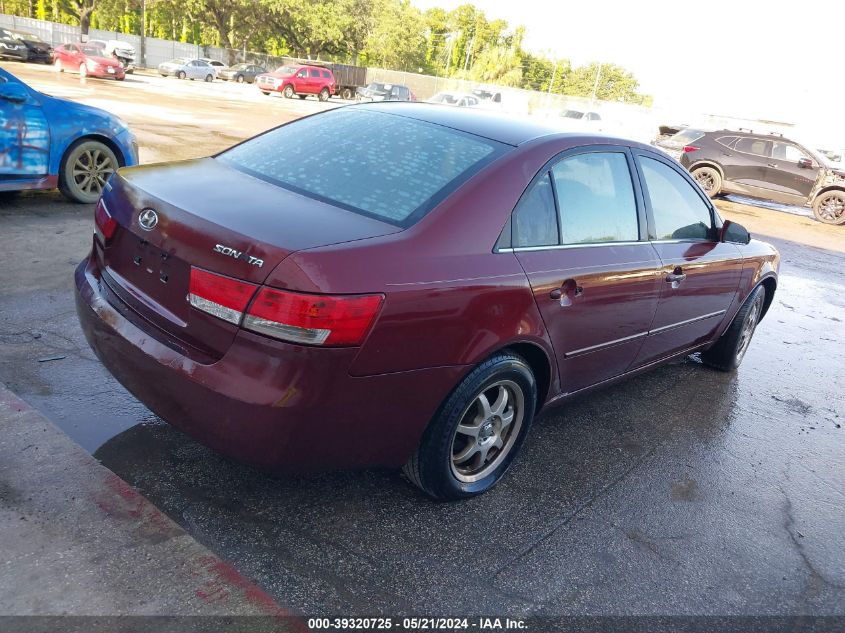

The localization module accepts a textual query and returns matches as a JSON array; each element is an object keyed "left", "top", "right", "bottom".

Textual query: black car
[
  {"left": 217, "top": 63, "right": 266, "bottom": 83},
  {"left": 8, "top": 29, "right": 53, "bottom": 63},
  {"left": 0, "top": 28, "right": 29, "bottom": 62},
  {"left": 662, "top": 129, "right": 845, "bottom": 225},
  {"left": 356, "top": 82, "right": 415, "bottom": 102}
]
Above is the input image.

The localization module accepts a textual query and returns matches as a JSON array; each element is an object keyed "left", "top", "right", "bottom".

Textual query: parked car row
[
  {"left": 0, "top": 27, "right": 53, "bottom": 63},
  {"left": 655, "top": 128, "right": 845, "bottom": 225}
]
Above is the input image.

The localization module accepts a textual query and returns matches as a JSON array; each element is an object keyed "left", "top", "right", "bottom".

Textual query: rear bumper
[{"left": 75, "top": 253, "right": 466, "bottom": 472}]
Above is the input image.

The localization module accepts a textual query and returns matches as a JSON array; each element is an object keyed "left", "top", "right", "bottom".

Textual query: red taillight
[
  {"left": 94, "top": 199, "right": 117, "bottom": 242},
  {"left": 243, "top": 288, "right": 384, "bottom": 346},
  {"left": 682, "top": 145, "right": 700, "bottom": 153},
  {"left": 188, "top": 267, "right": 258, "bottom": 325}
]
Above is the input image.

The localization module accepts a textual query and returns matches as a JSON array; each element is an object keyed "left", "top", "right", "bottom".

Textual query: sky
[{"left": 410, "top": 0, "right": 845, "bottom": 142}]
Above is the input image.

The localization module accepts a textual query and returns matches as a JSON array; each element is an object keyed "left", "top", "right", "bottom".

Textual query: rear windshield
[
  {"left": 217, "top": 109, "right": 504, "bottom": 226},
  {"left": 561, "top": 110, "right": 585, "bottom": 119},
  {"left": 670, "top": 128, "right": 706, "bottom": 144}
]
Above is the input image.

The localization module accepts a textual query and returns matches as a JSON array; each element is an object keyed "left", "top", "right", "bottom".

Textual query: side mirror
[
  {"left": 0, "top": 82, "right": 29, "bottom": 104},
  {"left": 797, "top": 157, "right": 813, "bottom": 169},
  {"left": 719, "top": 220, "right": 751, "bottom": 245}
]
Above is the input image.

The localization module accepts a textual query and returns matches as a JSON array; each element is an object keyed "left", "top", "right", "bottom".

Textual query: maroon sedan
[
  {"left": 75, "top": 104, "right": 779, "bottom": 499},
  {"left": 53, "top": 43, "right": 125, "bottom": 80}
]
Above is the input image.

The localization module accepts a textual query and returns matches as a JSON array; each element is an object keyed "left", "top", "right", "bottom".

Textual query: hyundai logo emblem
[{"left": 138, "top": 208, "right": 159, "bottom": 231}]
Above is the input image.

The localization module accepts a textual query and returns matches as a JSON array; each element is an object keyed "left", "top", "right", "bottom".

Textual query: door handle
[
  {"left": 551, "top": 279, "right": 582, "bottom": 306},
  {"left": 665, "top": 266, "right": 686, "bottom": 286}
]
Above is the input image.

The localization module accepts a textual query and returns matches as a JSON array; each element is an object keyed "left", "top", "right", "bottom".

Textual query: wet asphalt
[{"left": 0, "top": 191, "right": 843, "bottom": 616}]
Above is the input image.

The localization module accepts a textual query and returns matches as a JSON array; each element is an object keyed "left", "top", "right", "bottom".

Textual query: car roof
[
  {"left": 356, "top": 102, "right": 578, "bottom": 146},
  {"left": 711, "top": 129, "right": 795, "bottom": 141}
]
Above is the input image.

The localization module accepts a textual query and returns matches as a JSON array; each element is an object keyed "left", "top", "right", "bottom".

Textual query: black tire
[
  {"left": 701, "top": 285, "right": 766, "bottom": 371},
  {"left": 318, "top": 87, "right": 330, "bottom": 102},
  {"left": 341, "top": 87, "right": 353, "bottom": 100},
  {"left": 403, "top": 352, "right": 537, "bottom": 500},
  {"left": 298, "top": 94, "right": 307, "bottom": 100},
  {"left": 204, "top": 74, "right": 213, "bottom": 82},
  {"left": 58, "top": 139, "right": 120, "bottom": 204},
  {"left": 236, "top": 74, "right": 244, "bottom": 83},
  {"left": 283, "top": 84, "right": 294, "bottom": 99},
  {"left": 176, "top": 70, "right": 186, "bottom": 80},
  {"left": 261, "top": 90, "right": 271, "bottom": 96},
  {"left": 692, "top": 166, "right": 722, "bottom": 198},
  {"left": 812, "top": 190, "right": 845, "bottom": 225}
]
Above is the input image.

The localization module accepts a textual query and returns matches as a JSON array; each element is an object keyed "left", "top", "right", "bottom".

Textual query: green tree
[
  {"left": 361, "top": 0, "right": 426, "bottom": 70},
  {"left": 58, "top": 0, "right": 96, "bottom": 34}
]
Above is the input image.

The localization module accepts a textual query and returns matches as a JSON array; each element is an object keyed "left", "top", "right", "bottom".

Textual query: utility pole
[
  {"left": 590, "top": 63, "right": 603, "bottom": 102},
  {"left": 139, "top": 0, "right": 146, "bottom": 68},
  {"left": 463, "top": 34, "right": 474, "bottom": 72},
  {"left": 547, "top": 62, "right": 557, "bottom": 95}
]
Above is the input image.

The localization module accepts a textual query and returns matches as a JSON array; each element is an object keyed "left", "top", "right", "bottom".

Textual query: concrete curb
[{"left": 0, "top": 383, "right": 302, "bottom": 622}]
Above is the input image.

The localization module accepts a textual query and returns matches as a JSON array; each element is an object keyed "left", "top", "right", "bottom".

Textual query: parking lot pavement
[
  {"left": 1, "top": 62, "right": 843, "bottom": 617},
  {"left": 0, "top": 383, "right": 297, "bottom": 618}
]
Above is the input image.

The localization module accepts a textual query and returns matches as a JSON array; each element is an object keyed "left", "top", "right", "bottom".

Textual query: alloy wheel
[
  {"left": 818, "top": 195, "right": 845, "bottom": 223},
  {"left": 450, "top": 380, "right": 524, "bottom": 483},
  {"left": 72, "top": 147, "right": 115, "bottom": 197},
  {"left": 695, "top": 170, "right": 716, "bottom": 192},
  {"left": 736, "top": 295, "right": 763, "bottom": 362}
]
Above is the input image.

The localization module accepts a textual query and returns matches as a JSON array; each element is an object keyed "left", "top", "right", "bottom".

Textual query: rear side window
[
  {"left": 552, "top": 152, "right": 638, "bottom": 244},
  {"left": 669, "top": 129, "right": 705, "bottom": 144},
  {"left": 716, "top": 136, "right": 738, "bottom": 148},
  {"left": 309, "top": 69, "right": 320, "bottom": 78},
  {"left": 640, "top": 157, "right": 712, "bottom": 241},
  {"left": 513, "top": 173, "right": 558, "bottom": 247},
  {"left": 322, "top": 70, "right": 331, "bottom": 78},
  {"left": 218, "top": 109, "right": 503, "bottom": 226},
  {"left": 735, "top": 137, "right": 771, "bottom": 157}
]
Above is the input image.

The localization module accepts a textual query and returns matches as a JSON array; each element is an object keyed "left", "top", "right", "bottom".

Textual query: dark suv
[{"left": 660, "top": 129, "right": 845, "bottom": 225}]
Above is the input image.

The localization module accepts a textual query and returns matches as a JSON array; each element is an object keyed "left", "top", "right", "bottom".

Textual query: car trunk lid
[{"left": 97, "top": 157, "right": 401, "bottom": 360}]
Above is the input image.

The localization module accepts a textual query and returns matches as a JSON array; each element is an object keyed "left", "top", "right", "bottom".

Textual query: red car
[
  {"left": 53, "top": 43, "right": 125, "bottom": 80},
  {"left": 75, "top": 104, "right": 779, "bottom": 499},
  {"left": 256, "top": 63, "right": 335, "bottom": 101}
]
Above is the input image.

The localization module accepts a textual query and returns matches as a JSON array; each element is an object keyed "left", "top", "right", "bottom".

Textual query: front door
[
  {"left": 631, "top": 152, "right": 742, "bottom": 367},
  {"left": 0, "top": 75, "right": 49, "bottom": 183},
  {"left": 762, "top": 140, "right": 821, "bottom": 204},
  {"left": 511, "top": 148, "right": 662, "bottom": 394}
]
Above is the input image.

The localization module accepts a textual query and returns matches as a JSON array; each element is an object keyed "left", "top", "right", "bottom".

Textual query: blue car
[{"left": 0, "top": 67, "right": 138, "bottom": 203}]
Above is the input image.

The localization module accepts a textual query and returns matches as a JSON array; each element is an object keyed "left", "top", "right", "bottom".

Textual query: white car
[
  {"left": 87, "top": 38, "right": 136, "bottom": 73},
  {"left": 426, "top": 91, "right": 479, "bottom": 108},
  {"left": 158, "top": 58, "right": 217, "bottom": 82}
]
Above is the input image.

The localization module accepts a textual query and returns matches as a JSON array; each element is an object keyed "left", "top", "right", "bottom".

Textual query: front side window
[
  {"left": 640, "top": 157, "right": 713, "bottom": 241},
  {"left": 552, "top": 152, "right": 639, "bottom": 244},
  {"left": 772, "top": 142, "right": 809, "bottom": 163},
  {"left": 735, "top": 137, "right": 771, "bottom": 157},
  {"left": 512, "top": 173, "right": 558, "bottom": 247},
  {"left": 218, "top": 109, "right": 503, "bottom": 226}
]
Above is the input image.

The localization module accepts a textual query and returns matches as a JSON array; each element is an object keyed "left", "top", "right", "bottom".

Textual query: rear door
[
  {"left": 511, "top": 147, "right": 662, "bottom": 394},
  {"left": 630, "top": 151, "right": 742, "bottom": 367},
  {"left": 723, "top": 136, "right": 773, "bottom": 192},
  {"left": 307, "top": 68, "right": 321, "bottom": 93}
]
